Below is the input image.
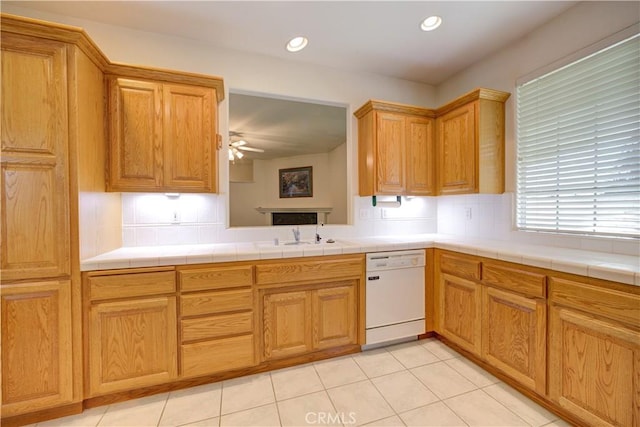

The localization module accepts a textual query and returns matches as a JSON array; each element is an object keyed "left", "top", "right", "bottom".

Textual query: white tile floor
[{"left": 34, "top": 339, "right": 571, "bottom": 427}]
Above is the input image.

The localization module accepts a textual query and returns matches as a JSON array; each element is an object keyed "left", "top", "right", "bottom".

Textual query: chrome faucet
[
  {"left": 292, "top": 226, "right": 301, "bottom": 243},
  {"left": 315, "top": 222, "right": 322, "bottom": 244}
]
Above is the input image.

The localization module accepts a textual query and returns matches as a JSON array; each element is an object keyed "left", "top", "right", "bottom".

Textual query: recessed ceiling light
[
  {"left": 286, "top": 36, "right": 308, "bottom": 52},
  {"left": 420, "top": 15, "right": 442, "bottom": 31}
]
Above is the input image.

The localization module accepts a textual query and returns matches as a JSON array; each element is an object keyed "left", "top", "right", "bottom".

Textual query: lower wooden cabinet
[
  {"left": 1, "top": 280, "right": 74, "bottom": 416},
  {"left": 263, "top": 290, "right": 313, "bottom": 359},
  {"left": 88, "top": 296, "right": 178, "bottom": 396},
  {"left": 262, "top": 281, "right": 358, "bottom": 361},
  {"left": 481, "top": 286, "right": 546, "bottom": 395},
  {"left": 85, "top": 268, "right": 178, "bottom": 397},
  {"left": 549, "top": 277, "right": 640, "bottom": 427},
  {"left": 438, "top": 272, "right": 482, "bottom": 355},
  {"left": 178, "top": 264, "right": 257, "bottom": 378}
]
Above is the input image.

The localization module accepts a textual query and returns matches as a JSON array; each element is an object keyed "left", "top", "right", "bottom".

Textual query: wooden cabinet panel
[
  {"left": 263, "top": 290, "right": 312, "bottom": 360},
  {"left": 108, "top": 78, "right": 163, "bottom": 191},
  {"left": 549, "top": 306, "right": 639, "bottom": 427},
  {"left": 1, "top": 280, "right": 73, "bottom": 416},
  {"left": 1, "top": 34, "right": 70, "bottom": 282},
  {"left": 312, "top": 283, "right": 357, "bottom": 350},
  {"left": 256, "top": 256, "right": 363, "bottom": 286},
  {"left": 439, "top": 252, "right": 481, "bottom": 281},
  {"left": 88, "top": 296, "right": 178, "bottom": 396},
  {"left": 163, "top": 84, "right": 217, "bottom": 191},
  {"left": 88, "top": 270, "right": 176, "bottom": 301},
  {"left": 436, "top": 102, "right": 476, "bottom": 194},
  {"left": 405, "top": 116, "right": 435, "bottom": 196},
  {"left": 181, "top": 288, "right": 253, "bottom": 317},
  {"left": 181, "top": 311, "right": 253, "bottom": 342},
  {"left": 483, "top": 262, "right": 546, "bottom": 298},
  {"left": 179, "top": 265, "right": 253, "bottom": 292},
  {"left": 439, "top": 273, "right": 482, "bottom": 355},
  {"left": 482, "top": 286, "right": 546, "bottom": 394},
  {"left": 376, "top": 112, "right": 406, "bottom": 194},
  {"left": 181, "top": 334, "right": 255, "bottom": 378},
  {"left": 108, "top": 77, "right": 220, "bottom": 193}
]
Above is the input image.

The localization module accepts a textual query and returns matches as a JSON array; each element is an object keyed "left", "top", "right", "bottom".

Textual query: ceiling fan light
[
  {"left": 228, "top": 148, "right": 235, "bottom": 161},
  {"left": 235, "top": 150, "right": 244, "bottom": 159},
  {"left": 420, "top": 15, "right": 442, "bottom": 31},
  {"left": 234, "top": 140, "right": 247, "bottom": 146},
  {"left": 286, "top": 36, "right": 308, "bottom": 52}
]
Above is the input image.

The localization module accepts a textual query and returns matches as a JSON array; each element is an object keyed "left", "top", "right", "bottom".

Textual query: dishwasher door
[{"left": 366, "top": 266, "right": 425, "bottom": 329}]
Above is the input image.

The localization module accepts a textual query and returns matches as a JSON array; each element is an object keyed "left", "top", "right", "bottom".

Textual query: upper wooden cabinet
[
  {"left": 355, "top": 88, "right": 509, "bottom": 196},
  {"left": 435, "top": 89, "right": 510, "bottom": 195},
  {"left": 1, "top": 33, "right": 71, "bottom": 282},
  {"left": 107, "top": 75, "right": 220, "bottom": 193},
  {"left": 355, "top": 101, "right": 435, "bottom": 196}
]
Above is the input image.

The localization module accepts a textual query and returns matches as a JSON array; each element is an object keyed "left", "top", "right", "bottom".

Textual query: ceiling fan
[{"left": 229, "top": 131, "right": 264, "bottom": 161}]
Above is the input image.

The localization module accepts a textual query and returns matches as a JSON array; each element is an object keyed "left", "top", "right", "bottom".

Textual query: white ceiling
[{"left": 7, "top": 0, "right": 578, "bottom": 85}]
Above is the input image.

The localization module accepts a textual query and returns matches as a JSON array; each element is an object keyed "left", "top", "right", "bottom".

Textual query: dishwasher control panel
[{"left": 366, "top": 250, "right": 425, "bottom": 271}]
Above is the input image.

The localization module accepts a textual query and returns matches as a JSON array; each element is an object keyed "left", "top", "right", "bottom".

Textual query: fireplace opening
[{"left": 272, "top": 212, "right": 318, "bottom": 226}]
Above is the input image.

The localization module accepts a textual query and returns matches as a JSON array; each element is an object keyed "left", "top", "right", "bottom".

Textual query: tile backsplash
[{"left": 82, "top": 192, "right": 637, "bottom": 257}]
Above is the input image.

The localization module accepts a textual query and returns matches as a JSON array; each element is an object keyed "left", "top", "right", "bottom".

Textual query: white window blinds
[{"left": 516, "top": 34, "right": 640, "bottom": 238}]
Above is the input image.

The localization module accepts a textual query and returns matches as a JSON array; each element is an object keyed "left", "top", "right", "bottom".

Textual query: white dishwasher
[{"left": 365, "top": 249, "right": 426, "bottom": 348}]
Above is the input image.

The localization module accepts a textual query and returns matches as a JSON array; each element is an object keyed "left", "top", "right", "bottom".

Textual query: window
[{"left": 516, "top": 34, "right": 640, "bottom": 238}]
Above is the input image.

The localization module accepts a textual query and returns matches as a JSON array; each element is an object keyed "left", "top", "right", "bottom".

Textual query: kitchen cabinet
[
  {"left": 178, "top": 264, "right": 257, "bottom": 378},
  {"left": 257, "top": 255, "right": 363, "bottom": 361},
  {"left": 107, "top": 74, "right": 221, "bottom": 193},
  {"left": 435, "top": 251, "right": 482, "bottom": 355},
  {"left": 262, "top": 281, "right": 357, "bottom": 360},
  {"left": 355, "top": 101, "right": 435, "bottom": 196},
  {"left": 85, "top": 268, "right": 178, "bottom": 397},
  {"left": 435, "top": 89, "right": 510, "bottom": 194},
  {"left": 481, "top": 262, "right": 547, "bottom": 395},
  {"left": 1, "top": 33, "right": 71, "bottom": 282},
  {"left": 549, "top": 276, "right": 640, "bottom": 427},
  {"left": 1, "top": 280, "right": 73, "bottom": 417},
  {"left": 1, "top": 20, "right": 106, "bottom": 421}
]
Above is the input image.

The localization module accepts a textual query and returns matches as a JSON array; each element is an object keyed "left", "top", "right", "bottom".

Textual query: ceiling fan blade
[{"left": 237, "top": 146, "right": 265, "bottom": 153}]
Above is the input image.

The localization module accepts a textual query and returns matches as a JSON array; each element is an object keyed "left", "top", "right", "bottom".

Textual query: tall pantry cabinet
[{"left": 0, "top": 16, "right": 107, "bottom": 421}]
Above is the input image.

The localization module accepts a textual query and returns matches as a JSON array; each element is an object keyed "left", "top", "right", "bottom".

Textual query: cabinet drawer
[
  {"left": 181, "top": 334, "right": 255, "bottom": 378},
  {"left": 179, "top": 265, "right": 253, "bottom": 292},
  {"left": 180, "top": 288, "right": 253, "bottom": 317},
  {"left": 181, "top": 311, "right": 253, "bottom": 342},
  {"left": 439, "top": 253, "right": 481, "bottom": 281},
  {"left": 483, "top": 262, "right": 546, "bottom": 298},
  {"left": 549, "top": 277, "right": 640, "bottom": 326},
  {"left": 256, "top": 256, "right": 364, "bottom": 286},
  {"left": 88, "top": 271, "right": 176, "bottom": 301}
]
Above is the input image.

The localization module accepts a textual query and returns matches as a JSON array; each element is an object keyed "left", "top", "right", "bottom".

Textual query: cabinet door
[
  {"left": 88, "top": 296, "right": 178, "bottom": 396},
  {"left": 375, "top": 112, "right": 405, "bottom": 194},
  {"left": 1, "top": 280, "right": 73, "bottom": 416},
  {"left": 406, "top": 116, "right": 434, "bottom": 196},
  {"left": 549, "top": 305, "right": 639, "bottom": 427},
  {"left": 438, "top": 273, "right": 482, "bottom": 355},
  {"left": 163, "top": 84, "right": 217, "bottom": 192},
  {"left": 108, "top": 78, "right": 163, "bottom": 191},
  {"left": 263, "top": 290, "right": 312, "bottom": 360},
  {"left": 312, "top": 283, "right": 356, "bottom": 350},
  {"left": 482, "top": 286, "right": 546, "bottom": 395},
  {"left": 436, "top": 102, "right": 477, "bottom": 194},
  {"left": 1, "top": 34, "right": 71, "bottom": 281}
]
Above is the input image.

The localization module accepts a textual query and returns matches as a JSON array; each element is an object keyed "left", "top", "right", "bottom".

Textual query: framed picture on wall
[{"left": 279, "top": 166, "right": 313, "bottom": 198}]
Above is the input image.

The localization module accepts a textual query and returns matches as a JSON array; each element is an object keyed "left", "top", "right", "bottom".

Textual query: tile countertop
[{"left": 80, "top": 234, "right": 640, "bottom": 286}]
